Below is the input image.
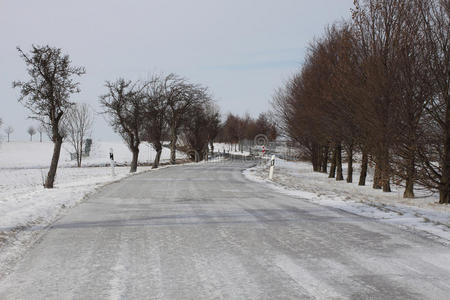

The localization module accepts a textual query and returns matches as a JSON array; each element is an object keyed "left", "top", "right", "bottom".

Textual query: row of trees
[
  {"left": 13, "top": 44, "right": 219, "bottom": 187},
  {"left": 100, "top": 74, "right": 220, "bottom": 172},
  {"left": 26, "top": 125, "right": 46, "bottom": 142},
  {"left": 272, "top": 0, "right": 449, "bottom": 203},
  {"left": 0, "top": 123, "right": 48, "bottom": 142},
  {"left": 12, "top": 44, "right": 275, "bottom": 188},
  {"left": 217, "top": 112, "right": 277, "bottom": 148}
]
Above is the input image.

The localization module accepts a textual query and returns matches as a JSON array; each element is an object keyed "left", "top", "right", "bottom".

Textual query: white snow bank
[
  {"left": 244, "top": 159, "right": 450, "bottom": 245},
  {"left": 0, "top": 166, "right": 151, "bottom": 229},
  {"left": 0, "top": 164, "right": 181, "bottom": 279},
  {"left": 0, "top": 140, "right": 187, "bottom": 277}
]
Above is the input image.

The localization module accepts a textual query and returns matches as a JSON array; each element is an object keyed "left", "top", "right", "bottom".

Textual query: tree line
[
  {"left": 99, "top": 74, "right": 220, "bottom": 171},
  {"left": 272, "top": 0, "right": 449, "bottom": 203},
  {"left": 0, "top": 123, "right": 47, "bottom": 142},
  {"left": 215, "top": 112, "right": 277, "bottom": 151},
  {"left": 12, "top": 45, "right": 221, "bottom": 188}
]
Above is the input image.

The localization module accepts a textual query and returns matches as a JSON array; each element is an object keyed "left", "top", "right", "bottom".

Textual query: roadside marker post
[
  {"left": 109, "top": 148, "right": 116, "bottom": 177},
  {"left": 269, "top": 155, "right": 275, "bottom": 180},
  {"left": 261, "top": 145, "right": 266, "bottom": 166}
]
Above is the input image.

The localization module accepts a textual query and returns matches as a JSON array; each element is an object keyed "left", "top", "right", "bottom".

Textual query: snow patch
[{"left": 244, "top": 160, "right": 450, "bottom": 246}]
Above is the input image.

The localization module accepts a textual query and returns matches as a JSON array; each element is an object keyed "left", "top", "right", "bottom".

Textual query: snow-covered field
[
  {"left": 0, "top": 140, "right": 186, "bottom": 275},
  {"left": 0, "top": 141, "right": 183, "bottom": 230},
  {"left": 0, "top": 140, "right": 176, "bottom": 169},
  {"left": 244, "top": 158, "right": 450, "bottom": 245},
  {"left": 213, "top": 143, "right": 251, "bottom": 156},
  {"left": 0, "top": 140, "right": 188, "bottom": 228}
]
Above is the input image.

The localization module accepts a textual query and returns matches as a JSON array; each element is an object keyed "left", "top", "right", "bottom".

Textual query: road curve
[{"left": 1, "top": 161, "right": 450, "bottom": 299}]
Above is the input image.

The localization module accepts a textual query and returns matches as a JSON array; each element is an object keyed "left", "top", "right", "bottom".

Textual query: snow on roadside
[
  {"left": 244, "top": 159, "right": 450, "bottom": 246},
  {"left": 0, "top": 140, "right": 187, "bottom": 237},
  {"left": 0, "top": 139, "right": 190, "bottom": 277},
  {"left": 0, "top": 167, "right": 153, "bottom": 230},
  {"left": 0, "top": 165, "right": 163, "bottom": 278}
]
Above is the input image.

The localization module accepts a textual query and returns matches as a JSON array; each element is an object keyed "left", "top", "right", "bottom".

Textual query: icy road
[{"left": 1, "top": 161, "right": 450, "bottom": 299}]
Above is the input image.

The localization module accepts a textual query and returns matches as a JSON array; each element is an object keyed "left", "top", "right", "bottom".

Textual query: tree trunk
[
  {"left": 321, "top": 145, "right": 329, "bottom": 173},
  {"left": 336, "top": 144, "right": 344, "bottom": 181},
  {"left": 152, "top": 143, "right": 162, "bottom": 169},
  {"left": 404, "top": 178, "right": 414, "bottom": 198},
  {"left": 403, "top": 152, "right": 415, "bottom": 198},
  {"left": 373, "top": 160, "right": 382, "bottom": 189},
  {"left": 359, "top": 150, "right": 368, "bottom": 186},
  {"left": 77, "top": 152, "right": 81, "bottom": 168},
  {"left": 346, "top": 144, "right": 353, "bottom": 183},
  {"left": 210, "top": 141, "right": 214, "bottom": 155},
  {"left": 317, "top": 144, "right": 323, "bottom": 172},
  {"left": 311, "top": 142, "right": 320, "bottom": 172},
  {"left": 78, "top": 140, "right": 83, "bottom": 168},
  {"left": 40, "top": 132, "right": 42, "bottom": 142},
  {"left": 153, "top": 149, "right": 162, "bottom": 169},
  {"left": 193, "top": 150, "right": 202, "bottom": 163},
  {"left": 440, "top": 106, "right": 450, "bottom": 204},
  {"left": 329, "top": 146, "right": 337, "bottom": 178},
  {"left": 170, "top": 126, "right": 177, "bottom": 165},
  {"left": 45, "top": 138, "right": 63, "bottom": 188},
  {"left": 381, "top": 149, "right": 391, "bottom": 192},
  {"left": 130, "top": 147, "right": 139, "bottom": 173}
]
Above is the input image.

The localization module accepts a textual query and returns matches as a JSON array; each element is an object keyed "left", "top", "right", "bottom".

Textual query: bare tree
[
  {"left": 27, "top": 126, "right": 36, "bottom": 141},
  {"left": 351, "top": 0, "right": 413, "bottom": 192},
  {"left": 181, "top": 100, "right": 217, "bottom": 162},
  {"left": 13, "top": 45, "right": 85, "bottom": 188},
  {"left": 4, "top": 126, "right": 14, "bottom": 142},
  {"left": 64, "top": 103, "right": 94, "bottom": 167},
  {"left": 164, "top": 74, "right": 209, "bottom": 164},
  {"left": 100, "top": 79, "right": 146, "bottom": 173},
  {"left": 414, "top": 0, "right": 450, "bottom": 203},
  {"left": 268, "top": 0, "right": 448, "bottom": 203},
  {"left": 142, "top": 75, "right": 168, "bottom": 169},
  {"left": 256, "top": 112, "right": 277, "bottom": 141},
  {"left": 222, "top": 113, "right": 240, "bottom": 149}
]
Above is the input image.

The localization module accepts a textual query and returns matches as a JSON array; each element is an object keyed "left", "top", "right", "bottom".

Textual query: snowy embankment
[
  {"left": 0, "top": 140, "right": 185, "bottom": 275},
  {"left": 244, "top": 158, "right": 450, "bottom": 245}
]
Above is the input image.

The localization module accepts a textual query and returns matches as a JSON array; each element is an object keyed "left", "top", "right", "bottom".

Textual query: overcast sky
[{"left": 0, "top": 0, "right": 353, "bottom": 141}]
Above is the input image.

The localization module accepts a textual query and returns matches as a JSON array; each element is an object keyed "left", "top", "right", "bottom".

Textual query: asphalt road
[{"left": 1, "top": 161, "right": 450, "bottom": 299}]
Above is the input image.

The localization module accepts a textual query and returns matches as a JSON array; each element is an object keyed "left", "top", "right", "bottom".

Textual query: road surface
[{"left": 1, "top": 161, "right": 450, "bottom": 299}]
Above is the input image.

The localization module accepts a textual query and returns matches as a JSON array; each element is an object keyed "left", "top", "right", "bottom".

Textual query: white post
[
  {"left": 109, "top": 148, "right": 116, "bottom": 177},
  {"left": 269, "top": 155, "right": 275, "bottom": 180}
]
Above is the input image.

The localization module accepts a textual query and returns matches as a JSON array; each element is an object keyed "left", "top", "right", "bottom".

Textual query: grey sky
[{"left": 0, "top": 0, "right": 353, "bottom": 141}]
